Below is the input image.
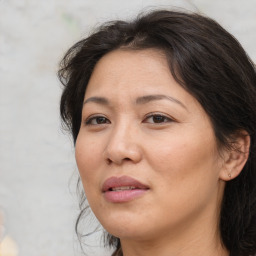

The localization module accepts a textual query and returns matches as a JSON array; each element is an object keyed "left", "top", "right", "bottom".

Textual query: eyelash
[
  {"left": 85, "top": 115, "right": 110, "bottom": 125},
  {"left": 143, "top": 113, "right": 174, "bottom": 124},
  {"left": 84, "top": 113, "right": 174, "bottom": 126}
]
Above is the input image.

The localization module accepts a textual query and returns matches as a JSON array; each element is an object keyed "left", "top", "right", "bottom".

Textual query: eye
[
  {"left": 143, "top": 113, "right": 173, "bottom": 124},
  {"left": 85, "top": 115, "right": 110, "bottom": 125}
]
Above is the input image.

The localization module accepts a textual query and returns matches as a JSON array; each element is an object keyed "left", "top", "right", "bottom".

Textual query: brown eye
[
  {"left": 144, "top": 114, "right": 173, "bottom": 124},
  {"left": 152, "top": 115, "right": 167, "bottom": 123},
  {"left": 85, "top": 116, "right": 110, "bottom": 125}
]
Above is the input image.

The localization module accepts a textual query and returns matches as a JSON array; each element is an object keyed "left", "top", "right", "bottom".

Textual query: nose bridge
[
  {"left": 104, "top": 117, "right": 142, "bottom": 164},
  {"left": 112, "top": 117, "right": 131, "bottom": 140}
]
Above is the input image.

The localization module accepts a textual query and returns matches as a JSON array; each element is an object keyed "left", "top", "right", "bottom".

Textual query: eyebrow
[
  {"left": 135, "top": 94, "right": 187, "bottom": 109},
  {"left": 83, "top": 94, "right": 187, "bottom": 110},
  {"left": 83, "top": 97, "right": 109, "bottom": 105}
]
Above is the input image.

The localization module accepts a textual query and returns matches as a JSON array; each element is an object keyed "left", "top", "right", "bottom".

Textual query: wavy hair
[{"left": 58, "top": 10, "right": 256, "bottom": 256}]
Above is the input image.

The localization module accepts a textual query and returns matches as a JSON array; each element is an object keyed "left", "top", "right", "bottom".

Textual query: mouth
[
  {"left": 110, "top": 186, "right": 137, "bottom": 191},
  {"left": 102, "top": 176, "right": 149, "bottom": 203}
]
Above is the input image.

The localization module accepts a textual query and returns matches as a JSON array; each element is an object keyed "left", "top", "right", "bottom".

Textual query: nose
[{"left": 103, "top": 122, "right": 143, "bottom": 165}]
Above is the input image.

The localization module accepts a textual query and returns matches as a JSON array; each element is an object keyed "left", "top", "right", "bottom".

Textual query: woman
[{"left": 58, "top": 10, "right": 256, "bottom": 256}]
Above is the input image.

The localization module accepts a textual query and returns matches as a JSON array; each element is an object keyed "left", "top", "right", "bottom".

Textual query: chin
[
  {"left": 106, "top": 225, "right": 151, "bottom": 241},
  {"left": 97, "top": 211, "right": 151, "bottom": 239}
]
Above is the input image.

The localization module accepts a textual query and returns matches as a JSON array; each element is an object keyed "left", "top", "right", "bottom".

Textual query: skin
[{"left": 75, "top": 49, "right": 248, "bottom": 256}]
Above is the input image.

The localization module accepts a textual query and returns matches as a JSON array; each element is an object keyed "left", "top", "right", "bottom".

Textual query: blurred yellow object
[{"left": 0, "top": 236, "right": 18, "bottom": 256}]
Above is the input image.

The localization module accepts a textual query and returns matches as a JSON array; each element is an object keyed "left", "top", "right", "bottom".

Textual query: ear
[{"left": 219, "top": 131, "right": 250, "bottom": 181}]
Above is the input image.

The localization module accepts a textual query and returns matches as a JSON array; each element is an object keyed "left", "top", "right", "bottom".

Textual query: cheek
[
  {"left": 146, "top": 128, "right": 220, "bottom": 196},
  {"left": 148, "top": 134, "right": 216, "bottom": 170},
  {"left": 75, "top": 134, "right": 102, "bottom": 193},
  {"left": 141, "top": 136, "right": 221, "bottom": 230}
]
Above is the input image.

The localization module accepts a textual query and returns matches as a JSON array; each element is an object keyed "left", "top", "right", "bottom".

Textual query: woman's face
[{"left": 75, "top": 49, "right": 226, "bottom": 241}]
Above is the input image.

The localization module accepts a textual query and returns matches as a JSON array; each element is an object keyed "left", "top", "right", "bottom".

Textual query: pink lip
[{"left": 102, "top": 176, "right": 149, "bottom": 203}]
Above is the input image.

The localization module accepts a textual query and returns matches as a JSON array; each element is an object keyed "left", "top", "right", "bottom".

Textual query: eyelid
[
  {"left": 143, "top": 112, "right": 175, "bottom": 123},
  {"left": 84, "top": 114, "right": 110, "bottom": 125}
]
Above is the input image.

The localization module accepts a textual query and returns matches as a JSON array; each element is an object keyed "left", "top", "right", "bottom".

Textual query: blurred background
[{"left": 0, "top": 0, "right": 255, "bottom": 255}]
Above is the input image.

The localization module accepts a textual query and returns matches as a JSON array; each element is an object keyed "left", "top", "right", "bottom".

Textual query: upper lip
[{"left": 102, "top": 175, "right": 149, "bottom": 192}]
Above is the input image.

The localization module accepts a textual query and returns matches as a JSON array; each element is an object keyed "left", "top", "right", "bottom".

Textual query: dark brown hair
[{"left": 58, "top": 10, "right": 256, "bottom": 256}]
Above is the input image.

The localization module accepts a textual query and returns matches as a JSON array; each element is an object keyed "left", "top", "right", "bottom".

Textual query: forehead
[{"left": 85, "top": 49, "right": 179, "bottom": 97}]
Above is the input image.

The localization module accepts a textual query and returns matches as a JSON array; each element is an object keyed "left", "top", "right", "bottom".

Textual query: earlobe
[{"left": 219, "top": 131, "right": 250, "bottom": 181}]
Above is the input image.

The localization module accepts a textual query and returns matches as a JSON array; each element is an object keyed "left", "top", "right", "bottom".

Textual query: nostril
[{"left": 106, "top": 159, "right": 112, "bottom": 165}]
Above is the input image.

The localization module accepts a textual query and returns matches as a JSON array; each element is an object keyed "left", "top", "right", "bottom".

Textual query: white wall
[{"left": 0, "top": 0, "right": 255, "bottom": 255}]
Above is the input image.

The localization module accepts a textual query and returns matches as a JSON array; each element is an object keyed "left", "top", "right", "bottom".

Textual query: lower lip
[{"left": 104, "top": 189, "right": 148, "bottom": 203}]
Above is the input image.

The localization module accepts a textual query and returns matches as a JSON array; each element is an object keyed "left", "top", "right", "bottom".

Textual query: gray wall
[{"left": 0, "top": 0, "right": 255, "bottom": 255}]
